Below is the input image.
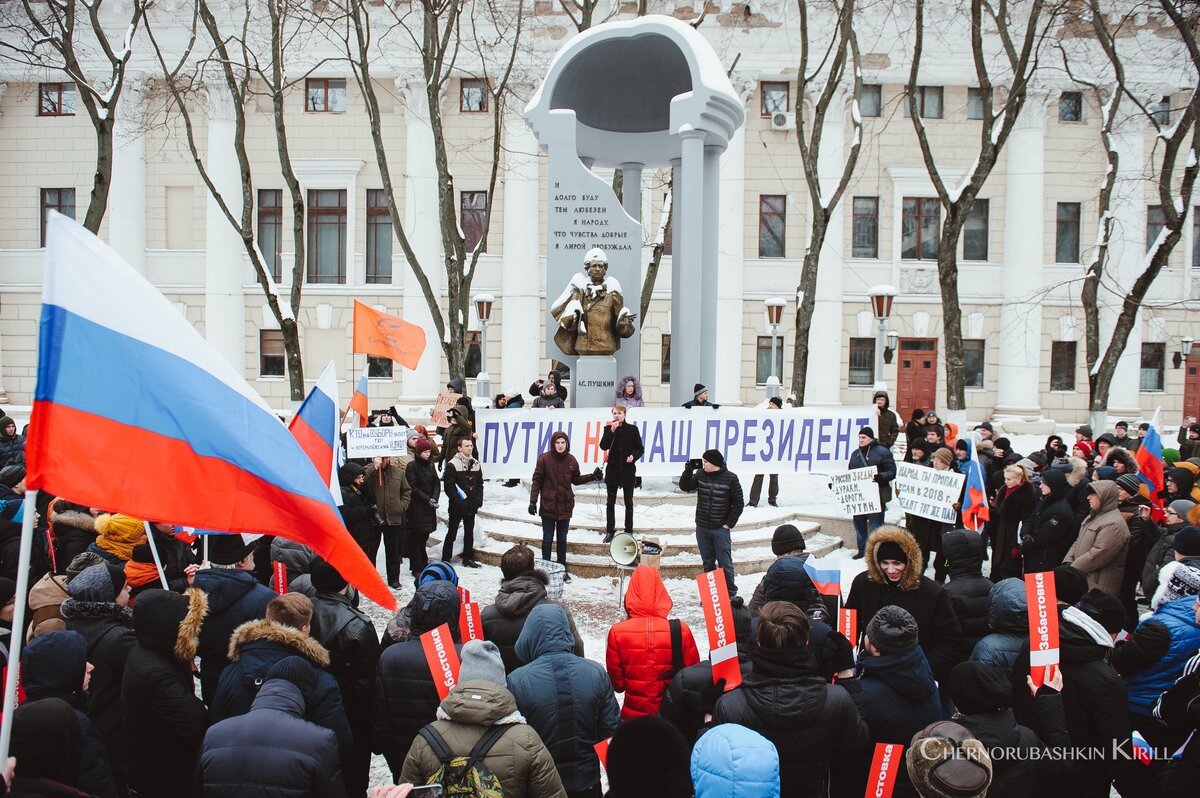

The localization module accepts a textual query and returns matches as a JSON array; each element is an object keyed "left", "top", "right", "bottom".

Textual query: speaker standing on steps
[
  {"left": 529, "top": 430, "right": 603, "bottom": 581},
  {"left": 601, "top": 405, "right": 645, "bottom": 544},
  {"left": 679, "top": 449, "right": 745, "bottom": 597}
]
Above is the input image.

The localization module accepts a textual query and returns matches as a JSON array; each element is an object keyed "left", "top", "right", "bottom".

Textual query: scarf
[{"left": 124, "top": 560, "right": 161, "bottom": 588}]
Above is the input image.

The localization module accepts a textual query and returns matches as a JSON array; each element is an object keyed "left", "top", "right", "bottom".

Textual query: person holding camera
[
  {"left": 600, "top": 405, "right": 644, "bottom": 544},
  {"left": 680, "top": 449, "right": 745, "bottom": 597},
  {"left": 529, "top": 431, "right": 603, "bottom": 580}
]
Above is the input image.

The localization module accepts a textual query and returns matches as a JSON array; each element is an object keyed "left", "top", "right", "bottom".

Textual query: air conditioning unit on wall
[{"left": 771, "top": 112, "right": 796, "bottom": 131}]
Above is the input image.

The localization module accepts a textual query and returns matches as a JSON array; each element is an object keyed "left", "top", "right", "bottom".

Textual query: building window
[
  {"left": 306, "top": 189, "right": 346, "bottom": 283},
  {"left": 758, "top": 195, "right": 786, "bottom": 258},
  {"left": 760, "top": 81, "right": 789, "bottom": 116},
  {"left": 365, "top": 189, "right": 392, "bottom": 284},
  {"left": 40, "top": 188, "right": 76, "bottom": 247},
  {"left": 849, "top": 338, "right": 875, "bottom": 387},
  {"left": 859, "top": 84, "right": 882, "bottom": 117},
  {"left": 756, "top": 336, "right": 784, "bottom": 386},
  {"left": 1193, "top": 207, "right": 1200, "bottom": 270},
  {"left": 1059, "top": 91, "right": 1082, "bottom": 122},
  {"left": 852, "top": 196, "right": 879, "bottom": 259},
  {"left": 1140, "top": 342, "right": 1165, "bottom": 392},
  {"left": 257, "top": 189, "right": 283, "bottom": 281},
  {"left": 304, "top": 78, "right": 346, "bottom": 113},
  {"left": 1147, "top": 205, "right": 1165, "bottom": 253},
  {"left": 460, "top": 191, "right": 488, "bottom": 252},
  {"left": 38, "top": 82, "right": 76, "bottom": 116},
  {"left": 367, "top": 356, "right": 393, "bottom": 379},
  {"left": 1056, "top": 202, "right": 1081, "bottom": 263},
  {"left": 963, "top": 339, "right": 985, "bottom": 388},
  {"left": 463, "top": 332, "right": 482, "bottom": 379},
  {"left": 1050, "top": 341, "right": 1076, "bottom": 391},
  {"left": 903, "top": 86, "right": 943, "bottom": 119},
  {"left": 260, "top": 330, "right": 285, "bottom": 377},
  {"left": 967, "top": 87, "right": 986, "bottom": 120},
  {"left": 901, "top": 197, "right": 940, "bottom": 260},
  {"left": 661, "top": 334, "right": 671, "bottom": 384},
  {"left": 460, "top": 78, "right": 488, "bottom": 112},
  {"left": 962, "top": 199, "right": 989, "bottom": 261},
  {"left": 1151, "top": 95, "right": 1171, "bottom": 126}
]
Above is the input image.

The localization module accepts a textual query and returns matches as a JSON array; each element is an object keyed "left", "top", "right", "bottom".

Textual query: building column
[
  {"left": 108, "top": 76, "right": 148, "bottom": 274},
  {"left": 994, "top": 90, "right": 1049, "bottom": 420},
  {"left": 715, "top": 86, "right": 749, "bottom": 405},
  {"left": 701, "top": 143, "right": 722, "bottom": 395},
  {"left": 670, "top": 132, "right": 706, "bottom": 406},
  {"left": 500, "top": 101, "right": 541, "bottom": 395},
  {"left": 202, "top": 84, "right": 247, "bottom": 371},
  {"left": 399, "top": 77, "right": 444, "bottom": 400},
  {"left": 0, "top": 82, "right": 8, "bottom": 403}
]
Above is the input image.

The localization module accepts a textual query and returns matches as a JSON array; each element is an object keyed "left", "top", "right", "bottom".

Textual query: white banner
[
  {"left": 346, "top": 426, "right": 410, "bottom": 457},
  {"left": 894, "top": 462, "right": 965, "bottom": 524},
  {"left": 475, "top": 405, "right": 873, "bottom": 479},
  {"left": 829, "top": 467, "right": 882, "bottom": 516}
]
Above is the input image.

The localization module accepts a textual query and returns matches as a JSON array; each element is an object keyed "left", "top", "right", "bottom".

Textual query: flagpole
[
  {"left": 0, "top": 490, "right": 39, "bottom": 761},
  {"left": 143, "top": 521, "right": 170, "bottom": 589},
  {"left": 202, "top": 534, "right": 209, "bottom": 566}
]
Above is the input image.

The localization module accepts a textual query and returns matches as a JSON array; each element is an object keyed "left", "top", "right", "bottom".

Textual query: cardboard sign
[
  {"left": 641, "top": 536, "right": 663, "bottom": 570},
  {"left": 840, "top": 608, "right": 858, "bottom": 654},
  {"left": 696, "top": 570, "right": 743, "bottom": 690},
  {"left": 460, "top": 601, "right": 483, "bottom": 642},
  {"left": 272, "top": 561, "right": 287, "bottom": 595},
  {"left": 865, "top": 742, "right": 904, "bottom": 798},
  {"left": 345, "top": 425, "right": 411, "bottom": 457},
  {"left": 431, "top": 391, "right": 462, "bottom": 428},
  {"left": 420, "top": 623, "right": 461, "bottom": 700},
  {"left": 594, "top": 738, "right": 610, "bottom": 770},
  {"left": 894, "top": 462, "right": 965, "bottom": 524},
  {"left": 1025, "top": 572, "right": 1060, "bottom": 689},
  {"left": 830, "top": 467, "right": 882, "bottom": 516}
]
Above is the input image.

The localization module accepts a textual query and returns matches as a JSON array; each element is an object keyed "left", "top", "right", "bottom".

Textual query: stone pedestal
[{"left": 574, "top": 355, "right": 618, "bottom": 408}]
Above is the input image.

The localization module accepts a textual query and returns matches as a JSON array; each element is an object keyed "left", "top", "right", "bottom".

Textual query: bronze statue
[{"left": 550, "top": 248, "right": 636, "bottom": 357}]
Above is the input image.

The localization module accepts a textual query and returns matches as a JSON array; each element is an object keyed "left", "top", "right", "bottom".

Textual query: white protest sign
[
  {"left": 829, "top": 467, "right": 881, "bottom": 516},
  {"left": 894, "top": 462, "right": 965, "bottom": 524},
  {"left": 346, "top": 426, "right": 411, "bottom": 457}
]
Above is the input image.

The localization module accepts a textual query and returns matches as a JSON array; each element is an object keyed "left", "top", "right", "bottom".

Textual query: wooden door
[
  {"left": 896, "top": 338, "right": 939, "bottom": 422},
  {"left": 1184, "top": 354, "right": 1200, "bottom": 424}
]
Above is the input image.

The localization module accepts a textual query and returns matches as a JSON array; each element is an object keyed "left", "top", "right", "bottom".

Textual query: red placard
[
  {"left": 272, "top": 561, "right": 287, "bottom": 595},
  {"left": 840, "top": 607, "right": 857, "bottom": 652},
  {"left": 460, "top": 601, "right": 483, "bottom": 642},
  {"left": 864, "top": 742, "right": 904, "bottom": 798},
  {"left": 1024, "top": 572, "right": 1060, "bottom": 689},
  {"left": 457, "top": 585, "right": 472, "bottom": 605},
  {"left": 594, "top": 738, "right": 610, "bottom": 770},
  {"left": 695, "top": 570, "right": 742, "bottom": 691},
  {"left": 420, "top": 623, "right": 461, "bottom": 700}
]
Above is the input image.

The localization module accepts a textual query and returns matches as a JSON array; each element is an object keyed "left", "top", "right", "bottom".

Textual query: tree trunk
[
  {"left": 790, "top": 214, "right": 827, "bottom": 405},
  {"left": 83, "top": 119, "right": 114, "bottom": 233},
  {"left": 937, "top": 212, "right": 967, "bottom": 412}
]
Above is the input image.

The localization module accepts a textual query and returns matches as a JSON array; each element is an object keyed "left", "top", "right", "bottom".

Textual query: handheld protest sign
[
  {"left": 864, "top": 742, "right": 904, "bottom": 798},
  {"left": 460, "top": 601, "right": 483, "bottom": 642},
  {"left": 1024, "top": 572, "right": 1060, "bottom": 689},
  {"left": 840, "top": 608, "right": 858, "bottom": 656},
  {"left": 420, "top": 623, "right": 461, "bottom": 700},
  {"left": 272, "top": 561, "right": 288, "bottom": 595},
  {"left": 696, "top": 570, "right": 742, "bottom": 690}
]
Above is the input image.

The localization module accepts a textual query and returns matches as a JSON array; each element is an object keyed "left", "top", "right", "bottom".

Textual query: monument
[{"left": 525, "top": 15, "right": 745, "bottom": 406}]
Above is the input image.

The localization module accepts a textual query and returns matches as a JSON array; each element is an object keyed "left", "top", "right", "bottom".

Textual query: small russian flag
[
  {"left": 804, "top": 557, "right": 842, "bottom": 597},
  {"left": 1131, "top": 730, "right": 1154, "bottom": 766},
  {"left": 347, "top": 366, "right": 369, "bottom": 428}
]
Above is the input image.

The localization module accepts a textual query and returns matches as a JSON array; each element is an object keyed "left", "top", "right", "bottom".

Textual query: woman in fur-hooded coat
[
  {"left": 50, "top": 501, "right": 97, "bottom": 574},
  {"left": 613, "top": 375, "right": 645, "bottom": 408}
]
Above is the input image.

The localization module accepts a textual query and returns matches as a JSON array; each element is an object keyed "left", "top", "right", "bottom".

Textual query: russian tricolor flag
[
  {"left": 26, "top": 214, "right": 395, "bottom": 610},
  {"left": 959, "top": 436, "right": 991, "bottom": 532},
  {"left": 1135, "top": 410, "right": 1165, "bottom": 500},
  {"left": 347, "top": 366, "right": 369, "bottom": 427},
  {"left": 804, "top": 557, "right": 842, "bottom": 597},
  {"left": 1131, "top": 730, "right": 1154, "bottom": 766},
  {"left": 288, "top": 362, "right": 341, "bottom": 503}
]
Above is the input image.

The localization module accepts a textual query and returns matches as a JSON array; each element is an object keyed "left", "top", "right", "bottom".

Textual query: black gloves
[
  {"left": 528, "top": 502, "right": 537, "bottom": 515},
  {"left": 592, "top": 467, "right": 604, "bottom": 481},
  {"left": 687, "top": 458, "right": 703, "bottom": 470},
  {"left": 697, "top": 678, "right": 728, "bottom": 713}
]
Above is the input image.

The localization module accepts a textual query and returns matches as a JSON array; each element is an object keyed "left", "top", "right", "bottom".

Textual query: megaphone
[{"left": 610, "top": 532, "right": 640, "bottom": 567}]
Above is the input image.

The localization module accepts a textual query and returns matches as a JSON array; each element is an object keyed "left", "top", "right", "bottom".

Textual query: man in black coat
[
  {"left": 337, "top": 463, "right": 375, "bottom": 556},
  {"left": 941, "top": 529, "right": 993, "bottom": 652},
  {"left": 1021, "top": 468, "right": 1077, "bottom": 573},
  {"left": 309, "top": 559, "right": 380, "bottom": 798},
  {"left": 600, "top": 404, "right": 644, "bottom": 543},
  {"left": 848, "top": 427, "right": 896, "bottom": 559},
  {"left": 680, "top": 448, "right": 745, "bottom": 596},
  {"left": 196, "top": 656, "right": 346, "bottom": 798}
]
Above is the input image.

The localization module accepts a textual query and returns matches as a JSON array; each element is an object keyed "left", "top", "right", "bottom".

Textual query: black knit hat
[
  {"left": 1115, "top": 473, "right": 1143, "bottom": 497},
  {"left": 206, "top": 534, "right": 255, "bottom": 566},
  {"left": 702, "top": 448, "right": 725, "bottom": 469},
  {"left": 1053, "top": 565, "right": 1089, "bottom": 606},
  {"left": 859, "top": 426, "right": 875, "bottom": 439},
  {"left": 994, "top": 437, "right": 1012, "bottom": 451},
  {"left": 864, "top": 605, "right": 918, "bottom": 655},
  {"left": 0, "top": 577, "right": 16, "bottom": 607},
  {"left": 1076, "top": 588, "right": 1125, "bottom": 634},
  {"left": 310, "top": 559, "right": 348, "bottom": 593},
  {"left": 875, "top": 540, "right": 908, "bottom": 565},
  {"left": 693, "top": 383, "right": 707, "bottom": 398},
  {"left": 266, "top": 655, "right": 317, "bottom": 702},
  {"left": 949, "top": 661, "right": 1013, "bottom": 714},
  {"left": 771, "top": 524, "right": 806, "bottom": 556},
  {"left": 767, "top": 396, "right": 784, "bottom": 408},
  {"left": 0, "top": 464, "right": 25, "bottom": 489}
]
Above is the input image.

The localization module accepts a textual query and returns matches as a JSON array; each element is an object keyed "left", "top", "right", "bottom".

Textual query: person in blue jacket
[{"left": 691, "top": 723, "right": 780, "bottom": 798}]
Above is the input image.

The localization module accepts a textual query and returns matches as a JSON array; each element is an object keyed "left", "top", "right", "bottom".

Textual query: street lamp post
[
  {"left": 473, "top": 294, "right": 495, "bottom": 402},
  {"left": 868, "top": 285, "right": 897, "bottom": 390},
  {"left": 764, "top": 297, "right": 787, "bottom": 401}
]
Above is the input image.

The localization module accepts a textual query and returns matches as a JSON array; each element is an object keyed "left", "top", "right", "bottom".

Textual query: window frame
[
  {"left": 758, "top": 194, "right": 787, "bottom": 258},
  {"left": 304, "top": 78, "right": 346, "bottom": 113},
  {"left": 367, "top": 356, "right": 393, "bottom": 380},
  {"left": 848, "top": 337, "right": 876, "bottom": 387},
  {"left": 904, "top": 86, "right": 944, "bottom": 119},
  {"left": 901, "top": 196, "right": 940, "bottom": 261},
  {"left": 1056, "top": 202, "right": 1082, "bottom": 264},
  {"left": 37, "top": 82, "right": 76, "bottom": 117},
  {"left": 464, "top": 331, "right": 482, "bottom": 379},
  {"left": 40, "top": 187, "right": 76, "bottom": 247},
  {"left": 1151, "top": 95, "right": 1171, "bottom": 127},
  {"left": 460, "top": 78, "right": 488, "bottom": 113},
  {"left": 859, "top": 84, "right": 882, "bottom": 118},
  {"left": 660, "top": 333, "right": 671, "bottom": 385},
  {"left": 1140, "top": 342, "right": 1165, "bottom": 392},
  {"left": 1058, "top": 91, "right": 1083, "bottom": 122},
  {"left": 966, "top": 87, "right": 986, "bottom": 120},
  {"left": 1147, "top": 205, "right": 1166, "bottom": 253},
  {"left": 760, "top": 81, "right": 790, "bottom": 117},
  {"left": 1050, "top": 341, "right": 1077, "bottom": 392},
  {"left": 365, "top": 188, "right": 393, "bottom": 284},
  {"left": 852, "top": 196, "right": 879, "bottom": 259},
  {"left": 259, "top": 330, "right": 286, "bottom": 378},
  {"left": 306, "top": 188, "right": 348, "bottom": 284},
  {"left": 962, "top": 199, "right": 989, "bottom": 261},
  {"left": 1192, "top": 206, "right": 1200, "bottom": 271},
  {"left": 257, "top": 189, "right": 283, "bottom": 282},
  {"left": 755, "top": 335, "right": 785, "bottom": 386},
  {"left": 460, "top": 191, "right": 488, "bottom": 253},
  {"left": 963, "top": 338, "right": 986, "bottom": 389}
]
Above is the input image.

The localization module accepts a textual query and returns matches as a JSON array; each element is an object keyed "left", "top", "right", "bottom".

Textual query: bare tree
[
  {"left": 790, "top": 0, "right": 863, "bottom": 404},
  {"left": 0, "top": 0, "right": 149, "bottom": 232},
  {"left": 905, "top": 0, "right": 1058, "bottom": 414}
]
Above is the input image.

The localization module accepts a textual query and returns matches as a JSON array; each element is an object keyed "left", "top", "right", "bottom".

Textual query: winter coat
[
  {"left": 1064, "top": 457, "right": 1093, "bottom": 527},
  {"left": 873, "top": 391, "right": 900, "bottom": 449},
  {"left": 121, "top": 589, "right": 209, "bottom": 798},
  {"left": 60, "top": 600, "right": 135, "bottom": 781},
  {"left": 210, "top": 620, "right": 352, "bottom": 755},
  {"left": 399, "top": 681, "right": 568, "bottom": 798},
  {"left": 1021, "top": 470, "right": 1076, "bottom": 573},
  {"left": 1142, "top": 519, "right": 1195, "bottom": 598},
  {"left": 990, "top": 480, "right": 1036, "bottom": 580},
  {"left": 613, "top": 374, "right": 645, "bottom": 408},
  {"left": 658, "top": 654, "right": 754, "bottom": 745},
  {"left": 957, "top": 706, "right": 1053, "bottom": 797},
  {"left": 196, "top": 679, "right": 346, "bottom": 798},
  {"left": 855, "top": 647, "right": 942, "bottom": 798},
  {"left": 440, "top": 419, "right": 475, "bottom": 466},
  {"left": 940, "top": 530, "right": 993, "bottom": 647},
  {"left": 600, "top": 422, "right": 644, "bottom": 487},
  {"left": 509, "top": 605, "right": 621, "bottom": 793},
  {"left": 713, "top": 647, "right": 870, "bottom": 798},
  {"left": 309, "top": 590, "right": 380, "bottom": 735},
  {"left": 848, "top": 440, "right": 897, "bottom": 505},
  {"left": 752, "top": 554, "right": 826, "bottom": 619},
  {"left": 404, "top": 455, "right": 440, "bottom": 534},
  {"left": 480, "top": 571, "right": 584, "bottom": 672},
  {"left": 50, "top": 503, "right": 97, "bottom": 575},
  {"left": 606, "top": 567, "right": 700, "bottom": 720},
  {"left": 679, "top": 462, "right": 745, "bottom": 529},
  {"left": 1064, "top": 481, "right": 1131, "bottom": 595},
  {"left": 690, "top": 722, "right": 781, "bottom": 798},
  {"left": 532, "top": 393, "right": 566, "bottom": 409},
  {"left": 25, "top": 572, "right": 69, "bottom": 641},
  {"left": 1164, "top": 465, "right": 1200, "bottom": 504},
  {"left": 530, "top": 432, "right": 597, "bottom": 521},
  {"left": 529, "top": 376, "right": 568, "bottom": 403},
  {"left": 270, "top": 538, "right": 314, "bottom": 588},
  {"left": 969, "top": 578, "right": 1027, "bottom": 676},
  {"left": 443, "top": 452, "right": 483, "bottom": 515},
  {"left": 0, "top": 428, "right": 25, "bottom": 468},
  {"left": 192, "top": 567, "right": 275, "bottom": 703},
  {"left": 337, "top": 483, "right": 374, "bottom": 550},
  {"left": 1118, "top": 493, "right": 1160, "bottom": 580},
  {"left": 1112, "top": 594, "right": 1200, "bottom": 716},
  {"left": 364, "top": 459, "right": 411, "bottom": 525},
  {"left": 844, "top": 526, "right": 965, "bottom": 682}
]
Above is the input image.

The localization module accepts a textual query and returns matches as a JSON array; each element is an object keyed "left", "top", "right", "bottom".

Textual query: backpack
[{"left": 418, "top": 723, "right": 511, "bottom": 797}]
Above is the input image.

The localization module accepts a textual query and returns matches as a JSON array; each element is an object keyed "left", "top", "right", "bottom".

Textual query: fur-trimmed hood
[
  {"left": 614, "top": 374, "right": 644, "bottom": 404},
  {"left": 226, "top": 618, "right": 330, "bottom": 668},
  {"left": 132, "top": 587, "right": 208, "bottom": 662},
  {"left": 1103, "top": 447, "right": 1139, "bottom": 475},
  {"left": 50, "top": 505, "right": 97, "bottom": 533},
  {"left": 864, "top": 526, "right": 924, "bottom": 591},
  {"left": 1065, "top": 457, "right": 1089, "bottom": 487}
]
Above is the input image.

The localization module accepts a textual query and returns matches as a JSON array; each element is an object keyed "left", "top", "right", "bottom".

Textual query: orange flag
[{"left": 352, "top": 300, "right": 426, "bottom": 369}]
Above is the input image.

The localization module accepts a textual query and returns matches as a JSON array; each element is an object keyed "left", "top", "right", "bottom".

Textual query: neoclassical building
[{"left": 1, "top": 1, "right": 1197, "bottom": 427}]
